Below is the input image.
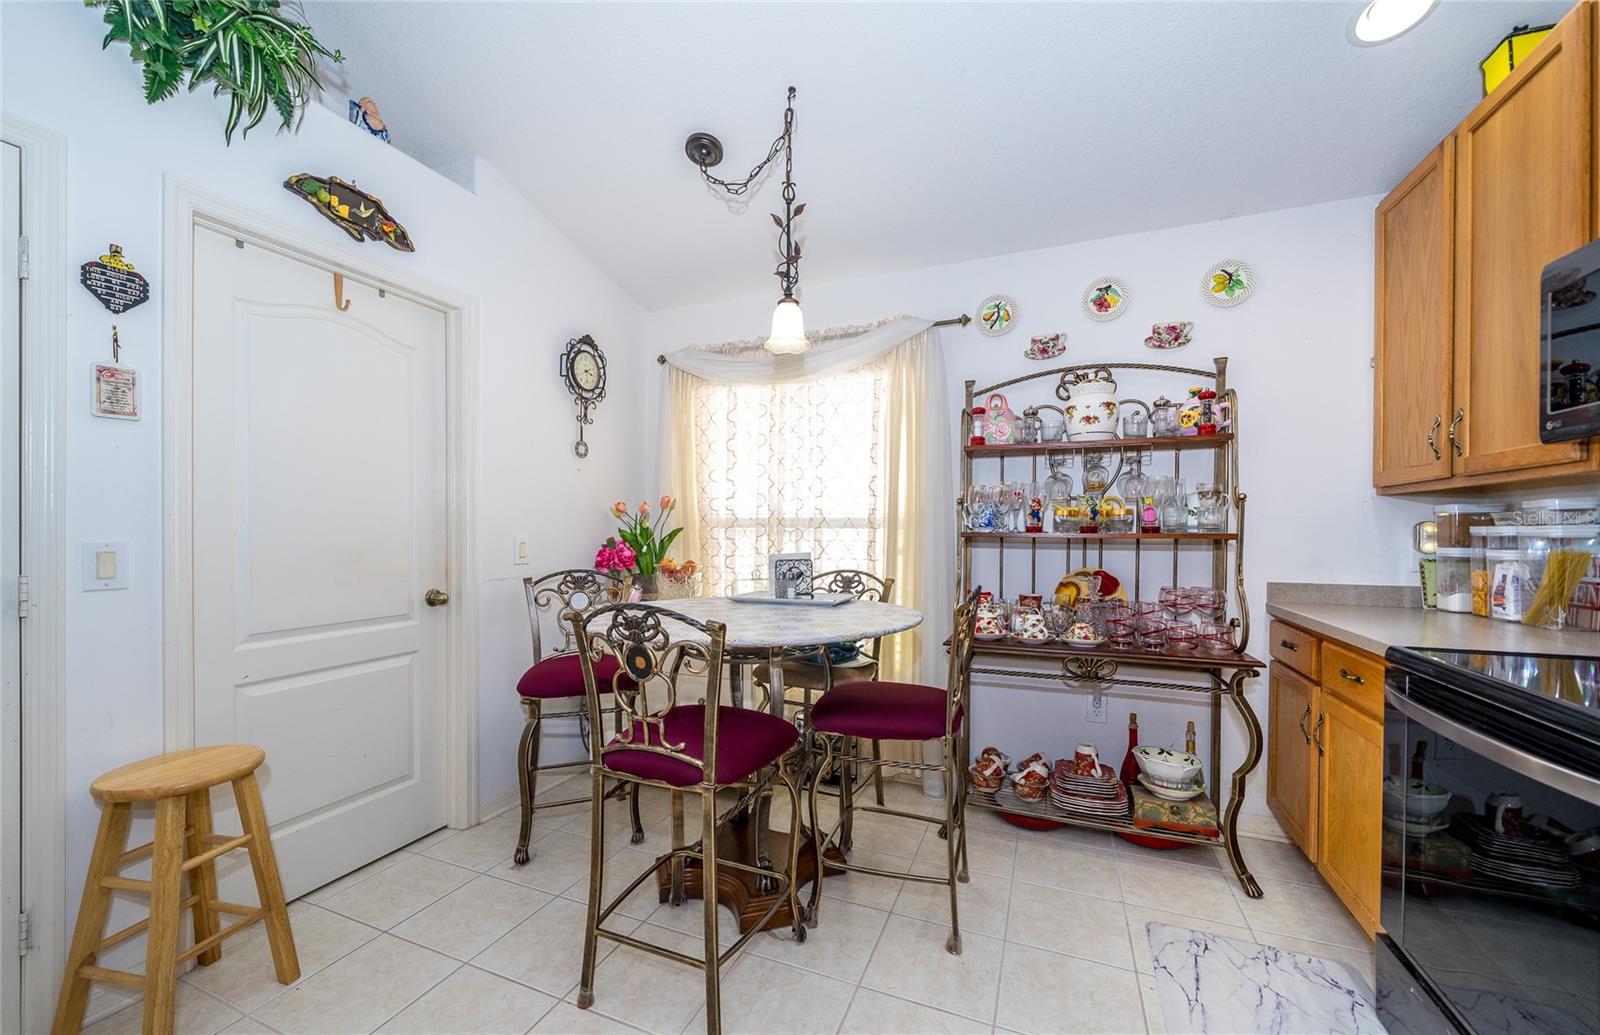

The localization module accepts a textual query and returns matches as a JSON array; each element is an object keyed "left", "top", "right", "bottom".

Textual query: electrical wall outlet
[{"left": 1086, "top": 692, "right": 1108, "bottom": 724}]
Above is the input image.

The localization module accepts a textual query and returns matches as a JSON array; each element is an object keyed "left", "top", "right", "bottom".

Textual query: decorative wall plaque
[
  {"left": 92, "top": 364, "right": 140, "bottom": 420},
  {"left": 284, "top": 174, "right": 415, "bottom": 252},
  {"left": 79, "top": 244, "right": 150, "bottom": 314}
]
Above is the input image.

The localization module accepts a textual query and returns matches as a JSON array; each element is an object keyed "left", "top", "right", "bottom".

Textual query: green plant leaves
[{"left": 88, "top": 0, "right": 341, "bottom": 144}]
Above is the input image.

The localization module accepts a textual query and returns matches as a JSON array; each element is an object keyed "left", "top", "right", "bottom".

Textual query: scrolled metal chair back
[
  {"left": 571, "top": 603, "right": 727, "bottom": 784},
  {"left": 523, "top": 568, "right": 629, "bottom": 661},
  {"left": 945, "top": 589, "right": 981, "bottom": 735},
  {"left": 805, "top": 568, "right": 893, "bottom": 604}
]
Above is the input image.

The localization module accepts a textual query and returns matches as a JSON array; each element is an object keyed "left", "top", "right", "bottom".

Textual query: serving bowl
[
  {"left": 1133, "top": 745, "right": 1203, "bottom": 786},
  {"left": 1382, "top": 777, "right": 1451, "bottom": 823}
]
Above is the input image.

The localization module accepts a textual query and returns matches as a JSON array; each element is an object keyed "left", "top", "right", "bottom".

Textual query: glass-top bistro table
[{"left": 648, "top": 595, "right": 923, "bottom": 933}]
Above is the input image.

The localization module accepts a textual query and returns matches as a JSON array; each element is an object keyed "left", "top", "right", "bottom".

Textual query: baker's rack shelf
[{"left": 957, "top": 356, "right": 1265, "bottom": 898}]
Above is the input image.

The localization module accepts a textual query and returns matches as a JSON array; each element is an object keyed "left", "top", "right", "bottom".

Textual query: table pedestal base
[{"left": 653, "top": 816, "right": 846, "bottom": 934}]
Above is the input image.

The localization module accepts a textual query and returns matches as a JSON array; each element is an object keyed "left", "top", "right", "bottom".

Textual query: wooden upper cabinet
[
  {"left": 1453, "top": 4, "right": 1593, "bottom": 477},
  {"left": 1374, "top": 141, "right": 1455, "bottom": 488}
]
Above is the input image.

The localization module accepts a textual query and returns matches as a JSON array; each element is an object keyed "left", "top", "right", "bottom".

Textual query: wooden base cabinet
[
  {"left": 1267, "top": 663, "right": 1318, "bottom": 859},
  {"left": 1316, "top": 692, "right": 1383, "bottom": 937},
  {"left": 1265, "top": 620, "right": 1383, "bottom": 938}
]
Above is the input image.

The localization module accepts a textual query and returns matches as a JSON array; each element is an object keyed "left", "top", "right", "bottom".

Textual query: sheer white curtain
[{"left": 658, "top": 316, "right": 952, "bottom": 686}]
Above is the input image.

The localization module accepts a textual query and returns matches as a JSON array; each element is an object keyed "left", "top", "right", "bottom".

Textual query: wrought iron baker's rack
[{"left": 958, "top": 356, "right": 1265, "bottom": 896}]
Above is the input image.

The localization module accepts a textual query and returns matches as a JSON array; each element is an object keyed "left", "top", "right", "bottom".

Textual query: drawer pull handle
[
  {"left": 1298, "top": 704, "right": 1312, "bottom": 745},
  {"left": 1279, "top": 639, "right": 1299, "bottom": 652},
  {"left": 1338, "top": 667, "right": 1365, "bottom": 686}
]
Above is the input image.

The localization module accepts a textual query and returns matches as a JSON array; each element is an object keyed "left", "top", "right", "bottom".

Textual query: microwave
[{"left": 1541, "top": 238, "right": 1600, "bottom": 443}]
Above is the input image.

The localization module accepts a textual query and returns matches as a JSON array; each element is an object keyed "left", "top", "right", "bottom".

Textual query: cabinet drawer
[
  {"left": 1320, "top": 642, "right": 1385, "bottom": 720},
  {"left": 1270, "top": 620, "right": 1319, "bottom": 678}
]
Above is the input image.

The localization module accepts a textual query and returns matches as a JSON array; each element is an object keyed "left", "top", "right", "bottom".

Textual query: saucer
[{"left": 1063, "top": 636, "right": 1107, "bottom": 649}]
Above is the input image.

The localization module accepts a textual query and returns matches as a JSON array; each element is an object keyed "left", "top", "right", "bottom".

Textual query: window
[{"left": 690, "top": 356, "right": 888, "bottom": 595}]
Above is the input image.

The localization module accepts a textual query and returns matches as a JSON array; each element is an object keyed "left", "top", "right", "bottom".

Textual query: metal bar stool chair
[
  {"left": 753, "top": 570, "right": 894, "bottom": 827},
  {"left": 514, "top": 569, "right": 643, "bottom": 865},
  {"left": 570, "top": 603, "right": 807, "bottom": 1035},
  {"left": 52, "top": 745, "right": 297, "bottom": 1035},
  {"left": 806, "top": 591, "right": 977, "bottom": 954}
]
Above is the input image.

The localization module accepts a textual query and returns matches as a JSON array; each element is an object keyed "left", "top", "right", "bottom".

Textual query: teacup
[
  {"left": 1071, "top": 743, "right": 1101, "bottom": 776},
  {"left": 1486, "top": 791, "right": 1524, "bottom": 834},
  {"left": 1014, "top": 612, "right": 1048, "bottom": 639},
  {"left": 1017, "top": 593, "right": 1043, "bottom": 612},
  {"left": 975, "top": 613, "right": 1004, "bottom": 638},
  {"left": 1144, "top": 321, "right": 1195, "bottom": 351}
]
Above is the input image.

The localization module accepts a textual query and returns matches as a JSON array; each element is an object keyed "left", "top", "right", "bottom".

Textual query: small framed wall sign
[
  {"left": 92, "top": 363, "right": 140, "bottom": 420},
  {"left": 769, "top": 552, "right": 814, "bottom": 599}
]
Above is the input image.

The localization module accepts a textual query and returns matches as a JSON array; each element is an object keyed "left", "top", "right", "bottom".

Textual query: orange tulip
[
  {"left": 638, "top": 500, "right": 650, "bottom": 516},
  {"left": 660, "top": 494, "right": 675, "bottom": 512},
  {"left": 610, "top": 500, "right": 627, "bottom": 517}
]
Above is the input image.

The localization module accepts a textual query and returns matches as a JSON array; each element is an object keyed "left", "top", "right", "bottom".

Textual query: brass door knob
[{"left": 424, "top": 588, "right": 450, "bottom": 607}]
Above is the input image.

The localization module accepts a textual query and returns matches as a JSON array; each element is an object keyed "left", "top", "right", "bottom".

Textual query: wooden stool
[{"left": 51, "top": 745, "right": 299, "bottom": 1035}]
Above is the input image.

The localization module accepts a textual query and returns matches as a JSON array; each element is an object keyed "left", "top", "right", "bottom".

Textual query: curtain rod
[{"left": 655, "top": 313, "right": 971, "bottom": 364}]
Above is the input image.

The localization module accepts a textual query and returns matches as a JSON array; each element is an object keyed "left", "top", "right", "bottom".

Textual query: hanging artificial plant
[{"left": 88, "top": 0, "right": 342, "bottom": 144}]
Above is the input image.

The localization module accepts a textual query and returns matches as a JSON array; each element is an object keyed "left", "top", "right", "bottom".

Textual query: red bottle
[{"left": 1119, "top": 712, "right": 1140, "bottom": 787}]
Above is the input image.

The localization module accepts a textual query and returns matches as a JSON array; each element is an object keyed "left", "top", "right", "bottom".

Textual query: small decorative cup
[{"left": 1071, "top": 744, "right": 1101, "bottom": 776}]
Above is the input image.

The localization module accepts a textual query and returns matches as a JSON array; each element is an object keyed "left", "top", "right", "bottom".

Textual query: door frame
[
  {"left": 0, "top": 111, "right": 69, "bottom": 1035},
  {"left": 161, "top": 177, "right": 481, "bottom": 831}
]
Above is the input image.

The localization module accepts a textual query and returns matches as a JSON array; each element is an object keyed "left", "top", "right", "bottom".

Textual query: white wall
[
  {"left": 3, "top": 1, "right": 648, "bottom": 968},
  {"left": 642, "top": 195, "right": 1432, "bottom": 820}
]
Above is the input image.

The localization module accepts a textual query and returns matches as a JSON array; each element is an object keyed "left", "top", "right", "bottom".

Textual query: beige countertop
[{"left": 1265, "top": 599, "right": 1600, "bottom": 659}]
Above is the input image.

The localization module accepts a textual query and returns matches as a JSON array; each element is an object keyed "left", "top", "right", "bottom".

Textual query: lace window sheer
[{"left": 690, "top": 351, "right": 888, "bottom": 597}]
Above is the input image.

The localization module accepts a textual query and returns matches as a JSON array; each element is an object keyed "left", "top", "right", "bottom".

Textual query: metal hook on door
[{"left": 332, "top": 272, "right": 352, "bottom": 312}]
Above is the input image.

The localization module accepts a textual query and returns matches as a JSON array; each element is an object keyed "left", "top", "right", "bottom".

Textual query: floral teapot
[{"left": 1057, "top": 367, "right": 1120, "bottom": 441}]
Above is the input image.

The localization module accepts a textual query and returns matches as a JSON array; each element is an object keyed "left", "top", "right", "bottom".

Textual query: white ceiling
[{"left": 303, "top": 1, "right": 1572, "bottom": 310}]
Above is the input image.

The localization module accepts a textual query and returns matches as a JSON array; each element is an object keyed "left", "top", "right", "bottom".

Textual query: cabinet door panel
[
  {"left": 1374, "top": 141, "right": 1454, "bottom": 487},
  {"left": 1317, "top": 694, "right": 1382, "bottom": 938},
  {"left": 1267, "top": 663, "right": 1318, "bottom": 860},
  {"left": 1454, "top": 6, "right": 1592, "bottom": 476}
]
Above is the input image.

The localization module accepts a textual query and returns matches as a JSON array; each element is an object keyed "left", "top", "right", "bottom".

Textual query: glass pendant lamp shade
[{"left": 765, "top": 296, "right": 810, "bottom": 354}]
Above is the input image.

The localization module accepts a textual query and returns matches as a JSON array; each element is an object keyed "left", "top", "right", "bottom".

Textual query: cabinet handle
[
  {"left": 1447, "top": 409, "right": 1464, "bottom": 458},
  {"left": 1313, "top": 712, "right": 1326, "bottom": 755},
  {"left": 1279, "top": 639, "right": 1299, "bottom": 652},
  {"left": 1298, "top": 704, "right": 1312, "bottom": 744},
  {"left": 1426, "top": 415, "right": 1442, "bottom": 461},
  {"left": 1338, "top": 667, "right": 1366, "bottom": 686}
]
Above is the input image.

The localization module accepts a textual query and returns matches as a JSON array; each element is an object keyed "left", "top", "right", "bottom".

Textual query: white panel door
[
  {"left": 1, "top": 140, "right": 23, "bottom": 1035},
  {"left": 191, "top": 227, "right": 447, "bottom": 898}
]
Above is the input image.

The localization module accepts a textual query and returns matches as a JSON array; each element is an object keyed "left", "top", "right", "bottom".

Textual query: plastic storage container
[
  {"left": 1434, "top": 503, "right": 1499, "bottom": 548},
  {"left": 1435, "top": 547, "right": 1475, "bottom": 613},
  {"left": 1566, "top": 525, "right": 1600, "bottom": 632},
  {"left": 1556, "top": 497, "right": 1600, "bottom": 526},
  {"left": 1469, "top": 527, "right": 1507, "bottom": 617},
  {"left": 1521, "top": 499, "right": 1564, "bottom": 526}
]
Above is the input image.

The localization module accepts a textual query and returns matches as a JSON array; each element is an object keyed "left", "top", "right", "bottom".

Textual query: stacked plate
[
  {"left": 1455, "top": 815, "right": 1581, "bottom": 889},
  {"left": 1050, "top": 760, "right": 1130, "bottom": 820}
]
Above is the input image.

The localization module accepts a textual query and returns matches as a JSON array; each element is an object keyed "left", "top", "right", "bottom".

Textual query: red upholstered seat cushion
[
  {"left": 516, "top": 652, "right": 623, "bottom": 699},
  {"left": 602, "top": 706, "right": 799, "bottom": 788},
  {"left": 809, "top": 680, "right": 960, "bottom": 741}
]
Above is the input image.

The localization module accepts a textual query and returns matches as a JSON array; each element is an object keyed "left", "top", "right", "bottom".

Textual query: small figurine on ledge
[{"left": 348, "top": 96, "right": 390, "bottom": 142}]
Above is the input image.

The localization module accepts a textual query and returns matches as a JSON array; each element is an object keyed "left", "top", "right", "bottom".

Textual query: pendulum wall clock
[{"left": 560, "top": 334, "right": 607, "bottom": 458}]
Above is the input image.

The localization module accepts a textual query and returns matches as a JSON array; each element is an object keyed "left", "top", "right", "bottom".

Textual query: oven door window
[{"left": 1385, "top": 699, "right": 1600, "bottom": 1032}]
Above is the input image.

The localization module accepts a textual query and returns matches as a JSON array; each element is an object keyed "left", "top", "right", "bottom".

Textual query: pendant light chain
[{"left": 695, "top": 87, "right": 804, "bottom": 299}]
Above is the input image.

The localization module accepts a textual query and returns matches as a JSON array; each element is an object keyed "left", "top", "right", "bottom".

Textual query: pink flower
[
  {"left": 610, "top": 500, "right": 627, "bottom": 517},
  {"left": 638, "top": 500, "right": 650, "bottom": 516},
  {"left": 613, "top": 542, "right": 637, "bottom": 569},
  {"left": 659, "top": 494, "right": 675, "bottom": 512},
  {"left": 594, "top": 545, "right": 618, "bottom": 571}
]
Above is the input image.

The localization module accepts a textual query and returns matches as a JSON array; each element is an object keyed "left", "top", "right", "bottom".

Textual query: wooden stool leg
[
  {"left": 186, "top": 788, "right": 223, "bottom": 966},
  {"left": 143, "top": 796, "right": 188, "bottom": 1035},
  {"left": 51, "top": 802, "right": 132, "bottom": 1035},
  {"left": 233, "top": 773, "right": 300, "bottom": 984}
]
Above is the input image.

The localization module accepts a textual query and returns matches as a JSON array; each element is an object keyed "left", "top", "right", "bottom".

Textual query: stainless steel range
[{"left": 1379, "top": 647, "right": 1600, "bottom": 1034}]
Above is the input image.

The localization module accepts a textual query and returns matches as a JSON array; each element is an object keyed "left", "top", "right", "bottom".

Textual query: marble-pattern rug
[{"left": 1147, "top": 922, "right": 1384, "bottom": 1034}]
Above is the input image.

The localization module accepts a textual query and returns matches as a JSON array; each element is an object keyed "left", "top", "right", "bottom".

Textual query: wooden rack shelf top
[
  {"left": 962, "top": 531, "right": 1238, "bottom": 542},
  {"left": 972, "top": 637, "right": 1265, "bottom": 672},
  {"left": 965, "top": 433, "right": 1233, "bottom": 458}
]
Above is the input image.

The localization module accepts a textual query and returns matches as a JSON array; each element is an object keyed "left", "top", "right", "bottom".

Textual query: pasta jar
[
  {"left": 1435, "top": 547, "right": 1475, "bottom": 614},
  {"left": 1518, "top": 526, "right": 1561, "bottom": 597}
]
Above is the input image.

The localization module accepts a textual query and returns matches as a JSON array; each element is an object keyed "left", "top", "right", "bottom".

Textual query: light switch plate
[
  {"left": 513, "top": 534, "right": 530, "bottom": 565},
  {"left": 82, "top": 540, "right": 130, "bottom": 591}
]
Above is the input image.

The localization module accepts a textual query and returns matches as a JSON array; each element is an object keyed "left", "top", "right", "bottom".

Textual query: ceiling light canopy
[
  {"left": 688, "top": 87, "right": 809, "bottom": 355},
  {"left": 1352, "top": 0, "right": 1437, "bottom": 44}
]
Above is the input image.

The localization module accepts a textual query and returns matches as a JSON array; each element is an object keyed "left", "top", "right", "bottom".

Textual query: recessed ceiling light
[{"left": 1352, "top": 0, "right": 1437, "bottom": 44}]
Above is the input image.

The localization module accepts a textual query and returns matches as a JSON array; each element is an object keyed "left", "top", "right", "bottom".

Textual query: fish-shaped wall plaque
[{"left": 283, "top": 174, "right": 415, "bottom": 252}]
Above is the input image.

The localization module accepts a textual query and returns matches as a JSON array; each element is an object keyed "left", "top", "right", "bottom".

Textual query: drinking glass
[
  {"left": 1160, "top": 478, "right": 1188, "bottom": 532},
  {"left": 1042, "top": 604, "right": 1072, "bottom": 640},
  {"left": 1190, "top": 588, "right": 1226, "bottom": 620},
  {"left": 1121, "top": 411, "right": 1148, "bottom": 439},
  {"left": 1008, "top": 482, "right": 1027, "bottom": 531},
  {"left": 1165, "top": 622, "right": 1200, "bottom": 654},
  {"left": 1135, "top": 615, "right": 1168, "bottom": 652},
  {"left": 1106, "top": 613, "right": 1137, "bottom": 650},
  {"left": 1200, "top": 621, "right": 1235, "bottom": 655}
]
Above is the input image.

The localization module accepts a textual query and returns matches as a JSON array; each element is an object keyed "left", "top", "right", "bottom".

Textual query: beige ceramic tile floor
[{"left": 88, "top": 780, "right": 1374, "bottom": 1035}]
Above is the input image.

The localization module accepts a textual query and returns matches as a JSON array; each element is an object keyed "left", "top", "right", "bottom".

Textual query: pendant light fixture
[{"left": 687, "top": 87, "right": 809, "bottom": 354}]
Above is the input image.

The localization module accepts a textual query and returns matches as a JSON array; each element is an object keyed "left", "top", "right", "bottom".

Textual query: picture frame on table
[{"left": 769, "top": 552, "right": 814, "bottom": 599}]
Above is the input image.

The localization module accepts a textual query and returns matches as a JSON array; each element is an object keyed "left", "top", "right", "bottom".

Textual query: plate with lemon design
[{"left": 1202, "top": 260, "right": 1254, "bottom": 308}]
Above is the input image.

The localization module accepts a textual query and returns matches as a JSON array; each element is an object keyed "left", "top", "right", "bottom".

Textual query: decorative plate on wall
[
  {"left": 1080, "top": 277, "right": 1129, "bottom": 322},
  {"left": 976, "top": 294, "right": 1018, "bottom": 335},
  {"left": 1202, "top": 260, "right": 1255, "bottom": 307}
]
